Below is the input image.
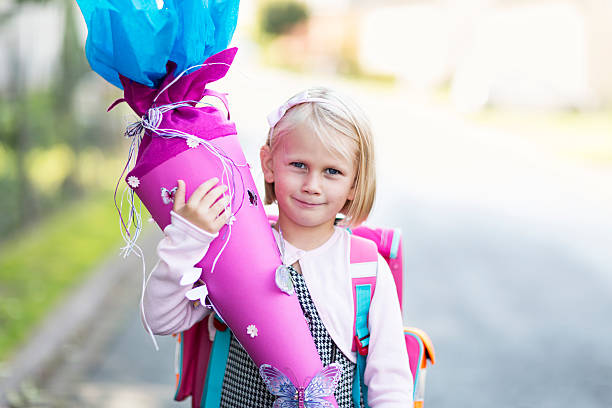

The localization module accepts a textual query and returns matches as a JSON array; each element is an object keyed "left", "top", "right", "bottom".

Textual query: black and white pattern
[
  {"left": 219, "top": 334, "right": 276, "bottom": 407},
  {"left": 219, "top": 267, "right": 365, "bottom": 408}
]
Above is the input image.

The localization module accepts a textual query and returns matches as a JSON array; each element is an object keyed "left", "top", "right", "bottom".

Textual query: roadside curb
[{"left": 0, "top": 230, "right": 160, "bottom": 407}]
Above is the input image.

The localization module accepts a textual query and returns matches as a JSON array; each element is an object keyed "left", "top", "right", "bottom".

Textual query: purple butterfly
[
  {"left": 259, "top": 363, "right": 341, "bottom": 408},
  {"left": 161, "top": 187, "right": 178, "bottom": 205},
  {"left": 248, "top": 189, "right": 258, "bottom": 206}
]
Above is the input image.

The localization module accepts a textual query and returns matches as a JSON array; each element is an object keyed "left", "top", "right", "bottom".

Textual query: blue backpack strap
[
  {"left": 173, "top": 332, "right": 184, "bottom": 400},
  {"left": 200, "top": 314, "right": 231, "bottom": 408},
  {"left": 349, "top": 235, "right": 378, "bottom": 408},
  {"left": 353, "top": 304, "right": 370, "bottom": 408}
]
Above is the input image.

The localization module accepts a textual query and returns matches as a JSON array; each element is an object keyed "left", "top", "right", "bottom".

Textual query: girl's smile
[{"left": 293, "top": 198, "right": 323, "bottom": 207}]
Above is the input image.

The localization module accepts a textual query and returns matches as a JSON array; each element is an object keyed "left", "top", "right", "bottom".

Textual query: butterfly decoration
[
  {"left": 248, "top": 189, "right": 258, "bottom": 206},
  {"left": 259, "top": 363, "right": 341, "bottom": 408},
  {"left": 161, "top": 186, "right": 178, "bottom": 204},
  {"left": 275, "top": 265, "right": 295, "bottom": 296}
]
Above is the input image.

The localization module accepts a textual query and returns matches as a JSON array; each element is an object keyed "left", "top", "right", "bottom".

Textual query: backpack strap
[
  {"left": 350, "top": 235, "right": 378, "bottom": 354},
  {"left": 349, "top": 234, "right": 378, "bottom": 408},
  {"left": 200, "top": 314, "right": 231, "bottom": 407}
]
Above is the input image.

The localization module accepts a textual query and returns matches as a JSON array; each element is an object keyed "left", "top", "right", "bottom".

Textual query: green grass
[
  {"left": 427, "top": 86, "right": 612, "bottom": 165},
  {"left": 0, "top": 193, "right": 125, "bottom": 361},
  {"left": 471, "top": 107, "right": 612, "bottom": 164}
]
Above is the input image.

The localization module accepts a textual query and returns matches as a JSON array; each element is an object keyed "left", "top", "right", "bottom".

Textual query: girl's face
[{"left": 261, "top": 122, "right": 357, "bottom": 238}]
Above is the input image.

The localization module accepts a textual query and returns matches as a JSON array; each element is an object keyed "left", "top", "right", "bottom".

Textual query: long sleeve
[
  {"left": 142, "top": 211, "right": 217, "bottom": 335},
  {"left": 364, "top": 254, "right": 414, "bottom": 407}
]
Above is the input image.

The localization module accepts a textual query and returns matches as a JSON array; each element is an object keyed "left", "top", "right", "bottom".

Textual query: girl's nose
[{"left": 302, "top": 173, "right": 321, "bottom": 194}]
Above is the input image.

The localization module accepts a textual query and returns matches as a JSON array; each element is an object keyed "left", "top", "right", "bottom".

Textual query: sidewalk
[{"left": 0, "top": 229, "right": 162, "bottom": 407}]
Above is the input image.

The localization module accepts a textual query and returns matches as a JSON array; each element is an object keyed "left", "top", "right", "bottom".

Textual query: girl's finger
[
  {"left": 173, "top": 180, "right": 186, "bottom": 211},
  {"left": 213, "top": 208, "right": 231, "bottom": 229},
  {"left": 200, "top": 185, "right": 229, "bottom": 209},
  {"left": 187, "top": 177, "right": 219, "bottom": 206},
  {"left": 209, "top": 195, "right": 230, "bottom": 216}
]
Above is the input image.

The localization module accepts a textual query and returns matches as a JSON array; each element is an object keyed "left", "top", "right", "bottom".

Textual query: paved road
[{"left": 40, "top": 53, "right": 612, "bottom": 407}]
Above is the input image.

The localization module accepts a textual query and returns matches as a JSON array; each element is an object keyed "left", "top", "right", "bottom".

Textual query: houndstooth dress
[{"left": 219, "top": 266, "right": 366, "bottom": 408}]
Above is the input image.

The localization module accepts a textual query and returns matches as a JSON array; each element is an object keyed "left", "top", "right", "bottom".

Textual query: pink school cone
[{"left": 120, "top": 48, "right": 337, "bottom": 406}]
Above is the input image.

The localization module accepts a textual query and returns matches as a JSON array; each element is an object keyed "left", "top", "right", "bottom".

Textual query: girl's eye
[
  {"left": 290, "top": 162, "right": 306, "bottom": 169},
  {"left": 326, "top": 168, "right": 341, "bottom": 175}
]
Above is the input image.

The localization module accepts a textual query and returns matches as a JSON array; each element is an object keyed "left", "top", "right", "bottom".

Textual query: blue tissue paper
[{"left": 76, "top": 0, "right": 240, "bottom": 89}]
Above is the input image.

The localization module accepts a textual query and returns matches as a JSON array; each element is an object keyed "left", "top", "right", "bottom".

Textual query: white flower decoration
[
  {"left": 127, "top": 176, "right": 140, "bottom": 188},
  {"left": 186, "top": 138, "right": 200, "bottom": 148},
  {"left": 246, "top": 324, "right": 258, "bottom": 338}
]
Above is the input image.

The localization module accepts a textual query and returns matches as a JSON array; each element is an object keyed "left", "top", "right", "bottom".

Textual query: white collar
[{"left": 271, "top": 227, "right": 343, "bottom": 266}]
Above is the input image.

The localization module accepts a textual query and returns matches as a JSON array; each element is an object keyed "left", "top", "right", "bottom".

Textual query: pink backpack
[
  {"left": 348, "top": 227, "right": 435, "bottom": 408},
  {"left": 173, "top": 225, "right": 435, "bottom": 407}
]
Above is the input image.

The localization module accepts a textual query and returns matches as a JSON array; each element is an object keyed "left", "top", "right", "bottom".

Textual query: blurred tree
[
  {"left": 55, "top": 0, "right": 89, "bottom": 110},
  {"left": 0, "top": 0, "right": 55, "bottom": 232},
  {"left": 259, "top": 0, "right": 309, "bottom": 37},
  {"left": 0, "top": 0, "right": 115, "bottom": 236},
  {"left": 2, "top": 20, "right": 36, "bottom": 229},
  {"left": 53, "top": 0, "right": 91, "bottom": 198}
]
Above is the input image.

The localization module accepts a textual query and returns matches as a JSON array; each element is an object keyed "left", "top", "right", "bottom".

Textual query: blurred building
[
  {"left": 5, "top": 1, "right": 612, "bottom": 111},
  {"left": 291, "top": 0, "right": 612, "bottom": 111},
  {"left": 0, "top": 2, "right": 66, "bottom": 92}
]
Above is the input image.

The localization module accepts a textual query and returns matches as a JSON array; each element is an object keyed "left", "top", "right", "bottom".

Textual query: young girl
[{"left": 143, "top": 87, "right": 413, "bottom": 407}]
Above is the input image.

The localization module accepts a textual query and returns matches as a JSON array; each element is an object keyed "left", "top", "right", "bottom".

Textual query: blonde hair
[{"left": 263, "top": 87, "right": 376, "bottom": 227}]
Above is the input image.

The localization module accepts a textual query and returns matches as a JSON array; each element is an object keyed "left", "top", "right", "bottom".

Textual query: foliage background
[{"left": 0, "top": 0, "right": 129, "bottom": 361}]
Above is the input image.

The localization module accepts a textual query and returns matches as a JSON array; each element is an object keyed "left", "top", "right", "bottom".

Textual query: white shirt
[{"left": 143, "top": 211, "right": 413, "bottom": 407}]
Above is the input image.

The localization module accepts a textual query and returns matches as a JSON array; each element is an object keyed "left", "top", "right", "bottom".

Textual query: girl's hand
[{"left": 172, "top": 178, "right": 230, "bottom": 234}]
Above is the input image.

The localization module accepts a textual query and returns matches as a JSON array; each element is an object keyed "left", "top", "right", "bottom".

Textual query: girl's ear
[
  {"left": 346, "top": 180, "right": 357, "bottom": 201},
  {"left": 347, "top": 184, "right": 356, "bottom": 201},
  {"left": 347, "top": 171, "right": 358, "bottom": 201},
  {"left": 260, "top": 145, "right": 275, "bottom": 183}
]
